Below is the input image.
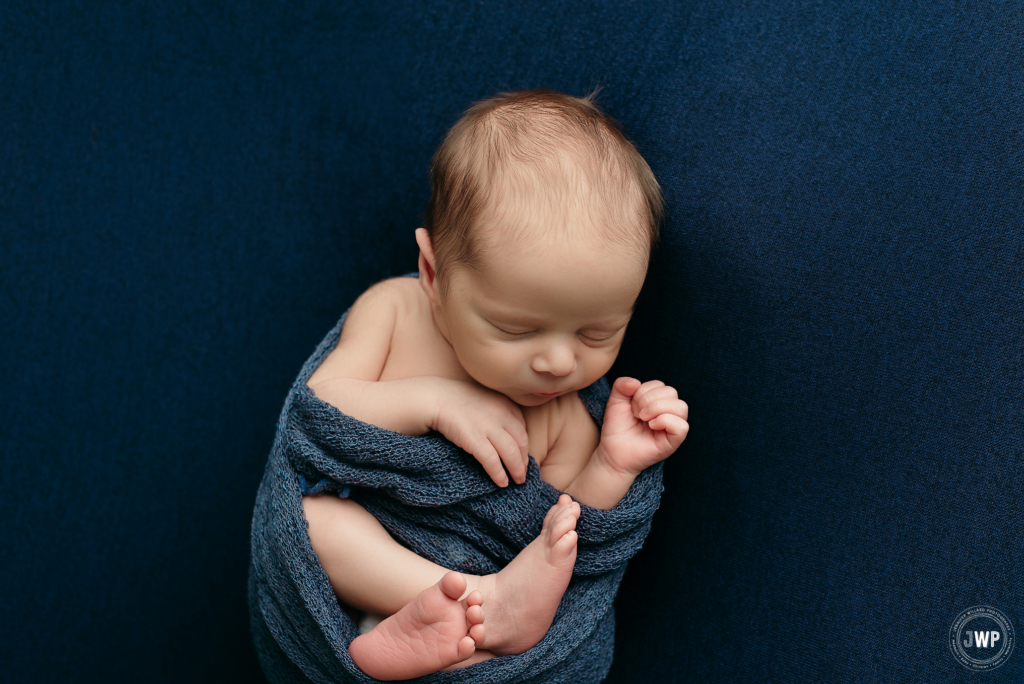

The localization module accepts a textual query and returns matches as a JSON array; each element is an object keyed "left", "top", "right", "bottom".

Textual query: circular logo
[{"left": 949, "top": 605, "right": 1015, "bottom": 671}]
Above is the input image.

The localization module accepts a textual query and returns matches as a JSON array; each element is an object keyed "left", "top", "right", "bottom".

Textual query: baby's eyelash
[
  {"left": 489, "top": 321, "right": 618, "bottom": 342},
  {"left": 494, "top": 326, "right": 534, "bottom": 337}
]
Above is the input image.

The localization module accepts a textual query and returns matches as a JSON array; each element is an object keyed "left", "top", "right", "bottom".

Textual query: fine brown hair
[{"left": 423, "top": 89, "right": 663, "bottom": 292}]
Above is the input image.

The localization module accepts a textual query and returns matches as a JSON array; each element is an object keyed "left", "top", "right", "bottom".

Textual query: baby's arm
[
  {"left": 307, "top": 282, "right": 439, "bottom": 435},
  {"left": 564, "top": 377, "right": 689, "bottom": 510},
  {"left": 307, "top": 281, "right": 530, "bottom": 486}
]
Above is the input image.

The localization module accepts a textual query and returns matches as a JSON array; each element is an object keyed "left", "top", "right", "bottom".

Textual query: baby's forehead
[
  {"left": 453, "top": 237, "right": 645, "bottom": 329},
  {"left": 470, "top": 220, "right": 649, "bottom": 294}
]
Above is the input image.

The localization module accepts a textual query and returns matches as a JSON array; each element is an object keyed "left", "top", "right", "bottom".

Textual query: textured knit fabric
[{"left": 249, "top": 304, "right": 664, "bottom": 683}]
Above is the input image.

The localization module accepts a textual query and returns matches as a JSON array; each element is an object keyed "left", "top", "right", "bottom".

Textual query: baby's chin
[
  {"left": 514, "top": 392, "right": 559, "bottom": 407},
  {"left": 507, "top": 388, "right": 580, "bottom": 407},
  {"left": 476, "top": 379, "right": 596, "bottom": 407}
]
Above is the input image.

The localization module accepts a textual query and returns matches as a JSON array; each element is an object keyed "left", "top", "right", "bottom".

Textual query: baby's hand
[
  {"left": 598, "top": 377, "right": 689, "bottom": 476},
  {"left": 431, "top": 379, "right": 529, "bottom": 487}
]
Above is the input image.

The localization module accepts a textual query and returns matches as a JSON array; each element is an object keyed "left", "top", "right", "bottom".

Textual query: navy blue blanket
[{"left": 249, "top": 305, "right": 665, "bottom": 683}]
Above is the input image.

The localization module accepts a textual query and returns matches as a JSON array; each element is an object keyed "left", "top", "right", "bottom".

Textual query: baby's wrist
[
  {"left": 414, "top": 376, "right": 453, "bottom": 433},
  {"left": 594, "top": 441, "right": 642, "bottom": 480},
  {"left": 564, "top": 443, "right": 639, "bottom": 510}
]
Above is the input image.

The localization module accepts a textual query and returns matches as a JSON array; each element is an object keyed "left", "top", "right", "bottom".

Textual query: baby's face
[{"left": 432, "top": 235, "right": 646, "bottom": 407}]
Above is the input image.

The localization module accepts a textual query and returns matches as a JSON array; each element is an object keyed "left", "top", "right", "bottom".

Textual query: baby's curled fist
[{"left": 598, "top": 377, "right": 689, "bottom": 476}]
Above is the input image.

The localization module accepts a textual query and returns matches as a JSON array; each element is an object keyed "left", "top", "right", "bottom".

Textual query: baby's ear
[{"left": 415, "top": 228, "right": 440, "bottom": 302}]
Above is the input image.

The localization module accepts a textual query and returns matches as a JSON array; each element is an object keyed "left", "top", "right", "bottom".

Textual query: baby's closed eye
[{"left": 492, "top": 325, "right": 535, "bottom": 338}]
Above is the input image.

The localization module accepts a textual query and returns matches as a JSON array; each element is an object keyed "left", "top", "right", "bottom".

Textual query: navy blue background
[{"left": 2, "top": 1, "right": 1022, "bottom": 682}]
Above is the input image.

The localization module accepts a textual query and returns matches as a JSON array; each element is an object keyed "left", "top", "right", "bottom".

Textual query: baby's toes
[
  {"left": 458, "top": 635, "right": 476, "bottom": 660},
  {"left": 548, "top": 505, "right": 579, "bottom": 541},
  {"left": 549, "top": 529, "right": 578, "bottom": 563},
  {"left": 542, "top": 495, "right": 573, "bottom": 530},
  {"left": 439, "top": 572, "right": 467, "bottom": 601},
  {"left": 558, "top": 500, "right": 581, "bottom": 528},
  {"left": 469, "top": 623, "right": 485, "bottom": 645},
  {"left": 466, "top": 603, "right": 483, "bottom": 625}
]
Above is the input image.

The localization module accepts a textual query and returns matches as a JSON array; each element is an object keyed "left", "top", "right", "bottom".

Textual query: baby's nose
[{"left": 532, "top": 342, "right": 577, "bottom": 377}]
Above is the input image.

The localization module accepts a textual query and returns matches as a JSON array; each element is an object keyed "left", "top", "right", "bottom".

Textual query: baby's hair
[{"left": 423, "top": 88, "right": 663, "bottom": 293}]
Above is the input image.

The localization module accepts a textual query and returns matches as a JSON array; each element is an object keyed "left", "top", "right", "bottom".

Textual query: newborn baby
[{"left": 302, "top": 89, "right": 688, "bottom": 681}]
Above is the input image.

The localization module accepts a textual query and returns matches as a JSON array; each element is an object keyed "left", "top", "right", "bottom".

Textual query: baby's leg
[
  {"left": 302, "top": 494, "right": 581, "bottom": 668},
  {"left": 303, "top": 495, "right": 447, "bottom": 614},
  {"left": 304, "top": 495, "right": 483, "bottom": 679}
]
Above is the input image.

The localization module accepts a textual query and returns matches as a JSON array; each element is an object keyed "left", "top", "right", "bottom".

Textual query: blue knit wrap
[{"left": 249, "top": 304, "right": 665, "bottom": 683}]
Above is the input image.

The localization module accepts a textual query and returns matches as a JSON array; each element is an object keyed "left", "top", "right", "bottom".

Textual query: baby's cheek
[
  {"left": 501, "top": 347, "right": 532, "bottom": 378},
  {"left": 586, "top": 346, "right": 620, "bottom": 378},
  {"left": 473, "top": 346, "right": 521, "bottom": 383}
]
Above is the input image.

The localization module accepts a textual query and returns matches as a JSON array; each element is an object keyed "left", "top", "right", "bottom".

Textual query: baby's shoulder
[
  {"left": 307, "top": 278, "right": 419, "bottom": 387},
  {"left": 346, "top": 276, "right": 422, "bottom": 322},
  {"left": 378, "top": 274, "right": 422, "bottom": 296},
  {"left": 353, "top": 275, "right": 419, "bottom": 306}
]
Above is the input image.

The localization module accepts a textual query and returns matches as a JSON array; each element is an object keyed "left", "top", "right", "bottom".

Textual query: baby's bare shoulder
[
  {"left": 353, "top": 276, "right": 417, "bottom": 305},
  {"left": 307, "top": 278, "right": 417, "bottom": 386},
  {"left": 379, "top": 276, "right": 428, "bottom": 312},
  {"left": 344, "top": 277, "right": 421, "bottom": 323},
  {"left": 377, "top": 275, "right": 422, "bottom": 296}
]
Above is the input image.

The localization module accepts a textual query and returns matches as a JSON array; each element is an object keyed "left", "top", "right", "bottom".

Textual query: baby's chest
[{"left": 524, "top": 394, "right": 601, "bottom": 491}]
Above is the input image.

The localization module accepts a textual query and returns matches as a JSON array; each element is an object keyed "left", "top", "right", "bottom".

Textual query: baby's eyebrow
[{"left": 579, "top": 316, "right": 632, "bottom": 331}]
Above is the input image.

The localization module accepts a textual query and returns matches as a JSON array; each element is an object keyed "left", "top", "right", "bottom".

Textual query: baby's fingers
[
  {"left": 634, "top": 380, "right": 667, "bottom": 401},
  {"left": 495, "top": 429, "right": 528, "bottom": 485},
  {"left": 648, "top": 413, "right": 689, "bottom": 442},
  {"left": 637, "top": 395, "right": 687, "bottom": 422},
  {"left": 505, "top": 415, "right": 530, "bottom": 480},
  {"left": 471, "top": 439, "right": 510, "bottom": 488},
  {"left": 632, "top": 383, "right": 673, "bottom": 415},
  {"left": 610, "top": 376, "right": 642, "bottom": 401}
]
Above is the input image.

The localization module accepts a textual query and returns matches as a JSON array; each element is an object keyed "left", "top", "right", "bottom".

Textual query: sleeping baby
[{"left": 301, "top": 89, "right": 688, "bottom": 681}]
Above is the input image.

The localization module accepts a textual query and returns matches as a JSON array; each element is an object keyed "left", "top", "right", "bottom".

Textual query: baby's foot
[
  {"left": 349, "top": 572, "right": 484, "bottom": 681},
  {"left": 469, "top": 494, "right": 580, "bottom": 655}
]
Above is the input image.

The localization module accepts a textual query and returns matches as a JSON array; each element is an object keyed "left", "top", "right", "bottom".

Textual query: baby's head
[{"left": 416, "top": 89, "right": 663, "bottom": 406}]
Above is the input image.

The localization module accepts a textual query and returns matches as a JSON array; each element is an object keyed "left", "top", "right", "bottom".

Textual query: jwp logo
[
  {"left": 962, "top": 630, "right": 1001, "bottom": 649},
  {"left": 949, "top": 606, "right": 1015, "bottom": 671}
]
